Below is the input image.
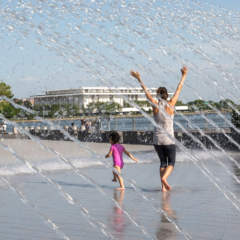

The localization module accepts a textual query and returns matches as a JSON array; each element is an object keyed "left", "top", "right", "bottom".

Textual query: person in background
[{"left": 68, "top": 122, "right": 75, "bottom": 135}]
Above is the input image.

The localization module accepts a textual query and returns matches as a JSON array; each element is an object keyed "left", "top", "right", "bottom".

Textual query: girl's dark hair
[
  {"left": 109, "top": 131, "right": 120, "bottom": 144},
  {"left": 157, "top": 87, "right": 168, "bottom": 100}
]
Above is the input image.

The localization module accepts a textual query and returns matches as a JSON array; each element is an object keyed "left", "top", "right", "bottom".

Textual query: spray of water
[
  {"left": 0, "top": 176, "right": 71, "bottom": 240},
  {"left": 3, "top": 94, "right": 240, "bottom": 239},
  {"left": 0, "top": 135, "right": 116, "bottom": 239},
  {"left": 0, "top": 105, "right": 157, "bottom": 240},
  {"left": 1, "top": 0, "right": 240, "bottom": 238}
]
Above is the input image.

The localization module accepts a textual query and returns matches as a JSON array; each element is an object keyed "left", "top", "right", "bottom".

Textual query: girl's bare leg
[
  {"left": 114, "top": 166, "right": 125, "bottom": 190},
  {"left": 112, "top": 171, "right": 117, "bottom": 182}
]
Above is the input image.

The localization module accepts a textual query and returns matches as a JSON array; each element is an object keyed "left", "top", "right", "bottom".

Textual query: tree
[
  {"left": 187, "top": 99, "right": 211, "bottom": 111},
  {"left": 232, "top": 109, "right": 240, "bottom": 128},
  {"left": 13, "top": 98, "right": 23, "bottom": 105},
  {"left": 0, "top": 101, "right": 20, "bottom": 118},
  {"left": 0, "top": 82, "right": 14, "bottom": 99},
  {"left": 47, "top": 104, "right": 60, "bottom": 118},
  {"left": 72, "top": 105, "right": 80, "bottom": 116},
  {"left": 186, "top": 98, "right": 238, "bottom": 112},
  {"left": 0, "top": 82, "right": 18, "bottom": 118},
  {"left": 134, "top": 100, "right": 151, "bottom": 107},
  {"left": 23, "top": 100, "right": 33, "bottom": 109},
  {"left": 104, "top": 102, "right": 121, "bottom": 113},
  {"left": 87, "top": 101, "right": 121, "bottom": 115},
  {"left": 175, "top": 100, "right": 186, "bottom": 106},
  {"left": 219, "top": 99, "right": 236, "bottom": 110}
]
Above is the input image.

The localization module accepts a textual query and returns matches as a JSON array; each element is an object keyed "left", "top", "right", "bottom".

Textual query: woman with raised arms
[{"left": 130, "top": 66, "right": 188, "bottom": 191}]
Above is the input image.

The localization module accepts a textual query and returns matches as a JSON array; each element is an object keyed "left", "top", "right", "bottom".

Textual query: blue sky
[
  {"left": 0, "top": 0, "right": 240, "bottom": 102},
  {"left": 208, "top": 0, "right": 240, "bottom": 10}
]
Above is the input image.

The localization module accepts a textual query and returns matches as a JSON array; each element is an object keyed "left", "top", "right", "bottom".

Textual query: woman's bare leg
[
  {"left": 160, "top": 167, "right": 167, "bottom": 192},
  {"left": 161, "top": 166, "right": 174, "bottom": 191}
]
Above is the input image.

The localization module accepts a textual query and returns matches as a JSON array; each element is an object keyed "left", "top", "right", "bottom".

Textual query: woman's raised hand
[
  {"left": 130, "top": 70, "right": 141, "bottom": 81},
  {"left": 181, "top": 66, "right": 188, "bottom": 76}
]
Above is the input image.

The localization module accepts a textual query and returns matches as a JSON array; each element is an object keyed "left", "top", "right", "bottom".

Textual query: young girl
[{"left": 105, "top": 131, "right": 138, "bottom": 190}]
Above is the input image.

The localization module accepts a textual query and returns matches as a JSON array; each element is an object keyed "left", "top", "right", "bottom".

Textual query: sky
[
  {"left": 208, "top": 0, "right": 240, "bottom": 11},
  {"left": 0, "top": 0, "right": 240, "bottom": 102}
]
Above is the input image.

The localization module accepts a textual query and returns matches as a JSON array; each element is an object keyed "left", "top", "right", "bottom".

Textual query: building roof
[{"left": 32, "top": 86, "right": 159, "bottom": 98}]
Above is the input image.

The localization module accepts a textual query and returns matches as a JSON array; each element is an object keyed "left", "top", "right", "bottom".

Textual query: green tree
[
  {"left": 134, "top": 100, "right": 151, "bottom": 107},
  {"left": 123, "top": 101, "right": 131, "bottom": 108},
  {"left": 0, "top": 82, "right": 18, "bottom": 118},
  {"left": 13, "top": 98, "right": 23, "bottom": 105},
  {"left": 47, "top": 104, "right": 60, "bottom": 118},
  {"left": 0, "top": 101, "right": 20, "bottom": 118},
  {"left": 187, "top": 99, "right": 210, "bottom": 111},
  {"left": 176, "top": 100, "right": 186, "bottom": 106},
  {"left": 72, "top": 105, "right": 80, "bottom": 116},
  {"left": 105, "top": 102, "right": 121, "bottom": 113},
  {"left": 87, "top": 102, "right": 104, "bottom": 113},
  {"left": 0, "top": 82, "right": 13, "bottom": 99},
  {"left": 87, "top": 101, "right": 121, "bottom": 115},
  {"left": 231, "top": 109, "right": 240, "bottom": 128},
  {"left": 23, "top": 100, "right": 33, "bottom": 109},
  {"left": 219, "top": 99, "right": 236, "bottom": 110}
]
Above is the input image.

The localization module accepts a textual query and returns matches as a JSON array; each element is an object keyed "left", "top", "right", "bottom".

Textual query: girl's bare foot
[{"left": 116, "top": 187, "right": 125, "bottom": 191}]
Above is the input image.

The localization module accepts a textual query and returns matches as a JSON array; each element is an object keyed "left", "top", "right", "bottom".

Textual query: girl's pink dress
[{"left": 110, "top": 144, "right": 125, "bottom": 169}]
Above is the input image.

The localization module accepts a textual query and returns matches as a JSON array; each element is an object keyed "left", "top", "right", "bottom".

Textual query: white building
[
  {"left": 33, "top": 87, "right": 188, "bottom": 111},
  {"left": 33, "top": 87, "right": 158, "bottom": 107}
]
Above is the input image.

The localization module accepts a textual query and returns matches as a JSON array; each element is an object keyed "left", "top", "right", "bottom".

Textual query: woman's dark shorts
[{"left": 154, "top": 144, "right": 176, "bottom": 168}]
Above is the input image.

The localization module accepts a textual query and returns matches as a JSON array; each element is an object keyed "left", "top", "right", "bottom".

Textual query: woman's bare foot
[
  {"left": 162, "top": 179, "right": 171, "bottom": 191},
  {"left": 116, "top": 187, "right": 125, "bottom": 191},
  {"left": 161, "top": 182, "right": 167, "bottom": 192},
  {"left": 162, "top": 186, "right": 168, "bottom": 192}
]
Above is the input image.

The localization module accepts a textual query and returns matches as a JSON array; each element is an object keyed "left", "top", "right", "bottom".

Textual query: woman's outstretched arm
[
  {"left": 130, "top": 71, "right": 158, "bottom": 109},
  {"left": 169, "top": 66, "right": 188, "bottom": 107}
]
